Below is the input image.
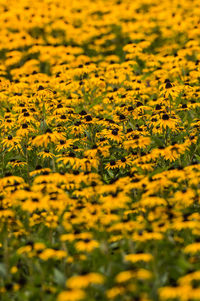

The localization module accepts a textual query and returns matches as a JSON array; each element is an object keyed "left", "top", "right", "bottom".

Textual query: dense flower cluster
[{"left": 1, "top": 0, "right": 200, "bottom": 300}]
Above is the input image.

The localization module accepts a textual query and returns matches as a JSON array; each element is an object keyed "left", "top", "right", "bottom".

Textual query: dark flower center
[
  {"left": 112, "top": 129, "right": 119, "bottom": 135},
  {"left": 165, "top": 82, "right": 172, "bottom": 89},
  {"left": 162, "top": 114, "right": 169, "bottom": 120}
]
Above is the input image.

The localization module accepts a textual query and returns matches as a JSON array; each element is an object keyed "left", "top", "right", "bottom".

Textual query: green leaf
[
  {"left": 53, "top": 268, "right": 65, "bottom": 286},
  {"left": 0, "top": 263, "right": 7, "bottom": 278}
]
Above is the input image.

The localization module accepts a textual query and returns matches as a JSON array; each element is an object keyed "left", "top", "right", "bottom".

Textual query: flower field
[{"left": 1, "top": 0, "right": 200, "bottom": 300}]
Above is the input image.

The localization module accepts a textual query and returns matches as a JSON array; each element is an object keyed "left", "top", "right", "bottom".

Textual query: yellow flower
[
  {"left": 1, "top": 135, "right": 22, "bottom": 151},
  {"left": 38, "top": 150, "right": 55, "bottom": 159},
  {"left": 136, "top": 269, "right": 152, "bottom": 280},
  {"left": 57, "top": 289, "right": 85, "bottom": 301},
  {"left": 39, "top": 248, "right": 55, "bottom": 260},
  {"left": 115, "top": 270, "right": 134, "bottom": 283},
  {"left": 184, "top": 243, "right": 200, "bottom": 254},
  {"left": 159, "top": 285, "right": 191, "bottom": 301},
  {"left": 66, "top": 273, "right": 104, "bottom": 289},
  {"left": 32, "top": 130, "right": 64, "bottom": 147},
  {"left": 17, "top": 245, "right": 32, "bottom": 255},
  {"left": 125, "top": 253, "right": 153, "bottom": 263},
  {"left": 75, "top": 239, "right": 99, "bottom": 252},
  {"left": 10, "top": 266, "right": 18, "bottom": 274},
  {"left": 106, "top": 286, "right": 125, "bottom": 299},
  {"left": 34, "top": 243, "right": 46, "bottom": 251}
]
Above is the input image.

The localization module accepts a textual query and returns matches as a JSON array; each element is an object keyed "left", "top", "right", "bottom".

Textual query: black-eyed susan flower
[
  {"left": 57, "top": 289, "right": 85, "bottom": 301},
  {"left": 32, "top": 130, "right": 65, "bottom": 147},
  {"left": 1, "top": 135, "right": 21, "bottom": 151}
]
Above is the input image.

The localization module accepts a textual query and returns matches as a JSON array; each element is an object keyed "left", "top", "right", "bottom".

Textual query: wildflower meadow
[{"left": 1, "top": 0, "right": 200, "bottom": 300}]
